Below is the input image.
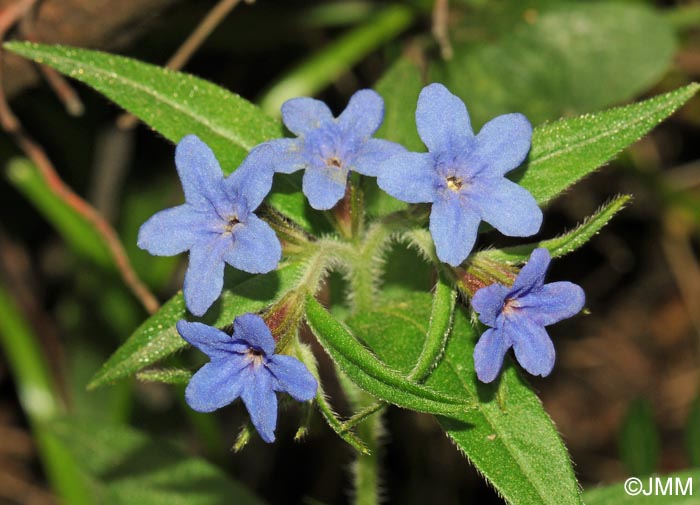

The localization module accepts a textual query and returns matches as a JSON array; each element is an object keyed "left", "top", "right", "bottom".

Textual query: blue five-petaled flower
[
  {"left": 249, "top": 89, "right": 405, "bottom": 210},
  {"left": 377, "top": 83, "right": 543, "bottom": 267},
  {"left": 177, "top": 313, "right": 318, "bottom": 443},
  {"left": 471, "top": 248, "right": 585, "bottom": 383},
  {"left": 137, "top": 135, "right": 281, "bottom": 316}
]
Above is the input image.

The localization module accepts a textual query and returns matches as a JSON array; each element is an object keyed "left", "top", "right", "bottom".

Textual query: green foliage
[
  {"left": 618, "top": 399, "right": 660, "bottom": 477},
  {"left": 686, "top": 394, "right": 700, "bottom": 467},
  {"left": 89, "top": 261, "right": 307, "bottom": 389},
  {"left": 478, "top": 195, "right": 630, "bottom": 264},
  {"left": 348, "top": 293, "right": 582, "bottom": 505},
  {"left": 304, "top": 295, "right": 470, "bottom": 416},
  {"left": 50, "top": 419, "right": 263, "bottom": 505},
  {"left": 434, "top": 2, "right": 676, "bottom": 126},
  {"left": 6, "top": 158, "right": 112, "bottom": 269},
  {"left": 518, "top": 84, "right": 699, "bottom": 206},
  {"left": 136, "top": 368, "right": 192, "bottom": 385},
  {"left": 3, "top": 42, "right": 315, "bottom": 231},
  {"left": 583, "top": 469, "right": 700, "bottom": 505}
]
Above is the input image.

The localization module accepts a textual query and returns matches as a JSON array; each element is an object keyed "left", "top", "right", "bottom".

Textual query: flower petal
[
  {"left": 520, "top": 281, "right": 585, "bottom": 326},
  {"left": 506, "top": 316, "right": 555, "bottom": 377},
  {"left": 175, "top": 135, "right": 226, "bottom": 208},
  {"left": 225, "top": 143, "right": 277, "bottom": 210},
  {"left": 473, "top": 328, "right": 511, "bottom": 383},
  {"left": 242, "top": 369, "right": 278, "bottom": 443},
  {"left": 416, "top": 83, "right": 473, "bottom": 153},
  {"left": 185, "top": 358, "right": 246, "bottom": 412},
  {"left": 137, "top": 204, "right": 211, "bottom": 256},
  {"left": 473, "top": 113, "right": 532, "bottom": 176},
  {"left": 302, "top": 165, "right": 348, "bottom": 210},
  {"left": 254, "top": 138, "right": 306, "bottom": 175},
  {"left": 376, "top": 152, "right": 436, "bottom": 203},
  {"left": 268, "top": 355, "right": 318, "bottom": 401},
  {"left": 183, "top": 238, "right": 228, "bottom": 316},
  {"left": 281, "top": 97, "right": 334, "bottom": 136},
  {"left": 470, "top": 177, "right": 542, "bottom": 237},
  {"left": 232, "top": 313, "right": 276, "bottom": 356},
  {"left": 351, "top": 138, "right": 407, "bottom": 177},
  {"left": 176, "top": 320, "right": 234, "bottom": 359},
  {"left": 429, "top": 197, "right": 480, "bottom": 266},
  {"left": 471, "top": 283, "right": 510, "bottom": 327},
  {"left": 512, "top": 248, "right": 551, "bottom": 294},
  {"left": 337, "top": 89, "right": 384, "bottom": 139},
  {"left": 226, "top": 214, "right": 281, "bottom": 274}
]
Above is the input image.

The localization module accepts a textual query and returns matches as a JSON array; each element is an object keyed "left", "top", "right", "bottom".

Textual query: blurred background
[{"left": 0, "top": 0, "right": 699, "bottom": 504}]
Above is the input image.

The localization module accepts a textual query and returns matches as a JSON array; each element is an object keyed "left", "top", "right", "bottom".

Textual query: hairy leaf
[
  {"left": 4, "top": 42, "right": 316, "bottom": 231},
  {"left": 348, "top": 293, "right": 582, "bottom": 505},
  {"left": 89, "top": 261, "right": 306, "bottom": 389},
  {"left": 136, "top": 368, "right": 192, "bottom": 385},
  {"left": 304, "top": 295, "right": 471, "bottom": 416},
  {"left": 519, "top": 85, "right": 698, "bottom": 206},
  {"left": 477, "top": 195, "right": 630, "bottom": 264}
]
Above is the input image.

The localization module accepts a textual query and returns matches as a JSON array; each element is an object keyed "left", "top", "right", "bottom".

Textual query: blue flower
[
  {"left": 248, "top": 89, "right": 405, "bottom": 210},
  {"left": 177, "top": 313, "right": 317, "bottom": 443},
  {"left": 138, "top": 135, "right": 282, "bottom": 316},
  {"left": 376, "top": 83, "right": 542, "bottom": 266},
  {"left": 471, "top": 248, "right": 585, "bottom": 383}
]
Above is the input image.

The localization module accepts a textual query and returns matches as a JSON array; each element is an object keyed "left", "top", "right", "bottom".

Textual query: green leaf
[
  {"left": 136, "top": 368, "right": 192, "bottom": 385},
  {"left": 6, "top": 158, "right": 112, "bottom": 269},
  {"left": 618, "top": 398, "right": 659, "bottom": 477},
  {"left": 686, "top": 394, "right": 700, "bottom": 467},
  {"left": 50, "top": 419, "right": 263, "bottom": 505},
  {"left": 435, "top": 3, "right": 676, "bottom": 126},
  {"left": 304, "top": 295, "right": 470, "bottom": 416},
  {"left": 477, "top": 195, "right": 630, "bottom": 264},
  {"left": 89, "top": 261, "right": 306, "bottom": 389},
  {"left": 519, "top": 85, "right": 698, "bottom": 206},
  {"left": 3, "top": 41, "right": 316, "bottom": 231},
  {"left": 348, "top": 293, "right": 582, "bottom": 505},
  {"left": 583, "top": 469, "right": 700, "bottom": 505}
]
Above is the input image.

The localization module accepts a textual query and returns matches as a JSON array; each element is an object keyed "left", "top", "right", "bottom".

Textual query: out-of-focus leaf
[
  {"left": 519, "top": 85, "right": 698, "bottom": 207},
  {"left": 434, "top": 3, "right": 676, "bottom": 126},
  {"left": 348, "top": 293, "right": 582, "bottom": 505},
  {"left": 618, "top": 398, "right": 659, "bottom": 477},
  {"left": 6, "top": 157, "right": 112, "bottom": 269},
  {"left": 583, "top": 469, "right": 700, "bottom": 505},
  {"left": 89, "top": 261, "right": 307, "bottom": 389},
  {"left": 50, "top": 419, "right": 264, "bottom": 505},
  {"left": 477, "top": 195, "right": 630, "bottom": 264},
  {"left": 259, "top": 4, "right": 414, "bottom": 115},
  {"left": 686, "top": 394, "right": 700, "bottom": 467},
  {"left": 304, "top": 295, "right": 470, "bottom": 416}
]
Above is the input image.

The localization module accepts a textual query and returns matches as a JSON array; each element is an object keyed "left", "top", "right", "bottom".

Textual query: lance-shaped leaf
[
  {"left": 136, "top": 368, "right": 192, "bottom": 385},
  {"left": 348, "top": 293, "right": 582, "bottom": 505},
  {"left": 518, "top": 84, "right": 698, "bottom": 206},
  {"left": 304, "top": 295, "right": 470, "bottom": 416},
  {"left": 4, "top": 42, "right": 316, "bottom": 231},
  {"left": 89, "top": 261, "right": 307, "bottom": 389},
  {"left": 477, "top": 195, "right": 630, "bottom": 264}
]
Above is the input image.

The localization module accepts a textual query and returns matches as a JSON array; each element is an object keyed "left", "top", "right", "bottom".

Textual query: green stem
[
  {"left": 354, "top": 407, "right": 382, "bottom": 505},
  {"left": 0, "top": 283, "right": 91, "bottom": 504},
  {"left": 259, "top": 4, "right": 415, "bottom": 115}
]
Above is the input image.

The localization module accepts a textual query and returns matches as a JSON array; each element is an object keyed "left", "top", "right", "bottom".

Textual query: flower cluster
[{"left": 138, "top": 83, "right": 584, "bottom": 442}]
